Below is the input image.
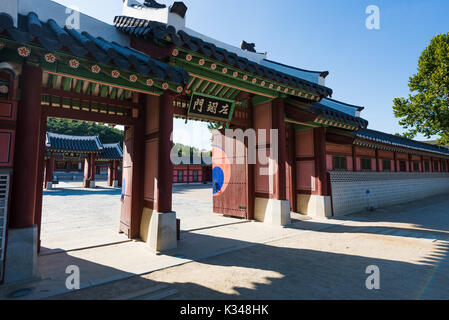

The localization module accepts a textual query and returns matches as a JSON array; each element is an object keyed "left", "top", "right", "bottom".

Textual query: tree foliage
[
  {"left": 393, "top": 33, "right": 449, "bottom": 144},
  {"left": 207, "top": 122, "right": 222, "bottom": 131},
  {"left": 46, "top": 118, "right": 124, "bottom": 145}
]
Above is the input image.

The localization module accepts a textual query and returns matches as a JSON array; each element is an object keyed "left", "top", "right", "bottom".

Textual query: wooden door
[{"left": 212, "top": 131, "right": 248, "bottom": 218}]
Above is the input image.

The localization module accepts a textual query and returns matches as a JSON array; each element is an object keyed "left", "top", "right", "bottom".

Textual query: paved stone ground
[
  {"left": 40, "top": 182, "right": 236, "bottom": 254},
  {"left": 47, "top": 193, "right": 449, "bottom": 300},
  {"left": 41, "top": 181, "right": 126, "bottom": 254}
]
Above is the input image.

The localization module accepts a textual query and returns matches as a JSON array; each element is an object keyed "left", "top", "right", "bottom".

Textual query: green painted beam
[
  {"left": 206, "top": 83, "right": 218, "bottom": 95},
  {"left": 211, "top": 84, "right": 225, "bottom": 97},
  {"left": 174, "top": 60, "right": 278, "bottom": 99}
]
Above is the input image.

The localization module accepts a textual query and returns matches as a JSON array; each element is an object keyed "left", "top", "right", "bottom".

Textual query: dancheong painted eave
[
  {"left": 113, "top": 15, "right": 333, "bottom": 100},
  {"left": 0, "top": 10, "right": 189, "bottom": 91}
]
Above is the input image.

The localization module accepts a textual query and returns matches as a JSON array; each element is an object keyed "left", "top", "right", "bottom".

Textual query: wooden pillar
[
  {"left": 45, "top": 153, "right": 55, "bottom": 187},
  {"left": 271, "top": 98, "right": 287, "bottom": 200},
  {"left": 35, "top": 110, "right": 47, "bottom": 252},
  {"left": 112, "top": 160, "right": 118, "bottom": 183},
  {"left": 156, "top": 93, "right": 174, "bottom": 213},
  {"left": 393, "top": 152, "right": 398, "bottom": 172},
  {"left": 90, "top": 153, "right": 96, "bottom": 182},
  {"left": 352, "top": 146, "right": 357, "bottom": 172},
  {"left": 10, "top": 65, "right": 43, "bottom": 229},
  {"left": 375, "top": 150, "right": 380, "bottom": 172},
  {"left": 83, "top": 156, "right": 90, "bottom": 187},
  {"left": 313, "top": 127, "right": 329, "bottom": 196},
  {"left": 287, "top": 124, "right": 297, "bottom": 212},
  {"left": 107, "top": 161, "right": 113, "bottom": 187},
  {"left": 246, "top": 96, "right": 255, "bottom": 220}
]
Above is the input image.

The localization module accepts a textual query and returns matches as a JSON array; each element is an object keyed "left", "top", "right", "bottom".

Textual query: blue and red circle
[{"left": 212, "top": 145, "right": 231, "bottom": 196}]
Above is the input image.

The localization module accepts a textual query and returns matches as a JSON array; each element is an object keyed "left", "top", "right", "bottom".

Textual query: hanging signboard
[{"left": 186, "top": 92, "right": 236, "bottom": 124}]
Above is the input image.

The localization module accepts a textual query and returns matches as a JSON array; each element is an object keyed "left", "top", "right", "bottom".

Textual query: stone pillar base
[
  {"left": 254, "top": 198, "right": 291, "bottom": 226},
  {"left": 4, "top": 226, "right": 40, "bottom": 284},
  {"left": 297, "top": 195, "right": 332, "bottom": 218},
  {"left": 140, "top": 208, "right": 177, "bottom": 252},
  {"left": 112, "top": 180, "right": 119, "bottom": 188},
  {"left": 45, "top": 182, "right": 53, "bottom": 190}
]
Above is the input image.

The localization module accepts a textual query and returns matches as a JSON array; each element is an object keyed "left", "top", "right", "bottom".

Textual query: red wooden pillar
[
  {"left": 352, "top": 146, "right": 357, "bottom": 171},
  {"left": 246, "top": 95, "right": 255, "bottom": 220},
  {"left": 112, "top": 160, "right": 118, "bottom": 186},
  {"left": 83, "top": 156, "right": 90, "bottom": 187},
  {"left": 10, "top": 65, "right": 43, "bottom": 229},
  {"left": 393, "top": 152, "right": 398, "bottom": 172},
  {"left": 45, "top": 153, "right": 55, "bottom": 188},
  {"left": 271, "top": 98, "right": 287, "bottom": 200},
  {"left": 107, "top": 161, "right": 113, "bottom": 186},
  {"left": 375, "top": 150, "right": 380, "bottom": 172},
  {"left": 286, "top": 124, "right": 297, "bottom": 212},
  {"left": 35, "top": 110, "right": 48, "bottom": 252},
  {"left": 313, "top": 126, "right": 329, "bottom": 196},
  {"left": 156, "top": 93, "right": 174, "bottom": 213},
  {"left": 90, "top": 153, "right": 96, "bottom": 182}
]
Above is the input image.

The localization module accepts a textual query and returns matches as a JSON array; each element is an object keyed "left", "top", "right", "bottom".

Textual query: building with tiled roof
[
  {"left": 44, "top": 133, "right": 122, "bottom": 189},
  {"left": 46, "top": 132, "right": 103, "bottom": 153}
]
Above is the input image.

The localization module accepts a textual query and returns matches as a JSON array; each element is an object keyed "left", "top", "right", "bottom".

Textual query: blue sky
[{"left": 53, "top": 0, "right": 449, "bottom": 149}]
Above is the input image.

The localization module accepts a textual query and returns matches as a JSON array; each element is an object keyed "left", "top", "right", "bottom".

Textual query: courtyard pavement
[
  {"left": 40, "top": 182, "right": 241, "bottom": 254},
  {"left": 1, "top": 189, "right": 449, "bottom": 300}
]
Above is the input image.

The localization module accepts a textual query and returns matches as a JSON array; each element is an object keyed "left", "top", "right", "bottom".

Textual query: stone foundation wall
[{"left": 329, "top": 171, "right": 449, "bottom": 216}]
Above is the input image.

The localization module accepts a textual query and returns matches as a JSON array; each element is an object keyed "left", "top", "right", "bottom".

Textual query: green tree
[
  {"left": 207, "top": 122, "right": 222, "bottom": 131},
  {"left": 393, "top": 33, "right": 449, "bottom": 144},
  {"left": 46, "top": 118, "right": 124, "bottom": 145}
]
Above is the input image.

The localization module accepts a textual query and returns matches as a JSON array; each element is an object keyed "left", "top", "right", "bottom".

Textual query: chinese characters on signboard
[{"left": 188, "top": 93, "right": 234, "bottom": 121}]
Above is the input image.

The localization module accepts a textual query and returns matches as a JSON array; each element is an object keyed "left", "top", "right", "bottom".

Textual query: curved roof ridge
[
  {"left": 324, "top": 98, "right": 365, "bottom": 111},
  {"left": 262, "top": 59, "right": 329, "bottom": 78},
  {"left": 46, "top": 132, "right": 100, "bottom": 140}
]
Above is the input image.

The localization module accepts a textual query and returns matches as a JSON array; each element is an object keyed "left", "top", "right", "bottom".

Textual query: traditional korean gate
[{"left": 212, "top": 130, "right": 249, "bottom": 219}]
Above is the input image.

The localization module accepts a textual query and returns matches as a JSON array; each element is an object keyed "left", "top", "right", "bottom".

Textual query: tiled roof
[
  {"left": 356, "top": 129, "right": 449, "bottom": 156},
  {"left": 0, "top": 12, "right": 189, "bottom": 85},
  {"left": 113, "top": 16, "right": 333, "bottom": 99},
  {"left": 46, "top": 133, "right": 102, "bottom": 153},
  {"left": 288, "top": 99, "right": 369, "bottom": 129},
  {"left": 98, "top": 143, "right": 123, "bottom": 160}
]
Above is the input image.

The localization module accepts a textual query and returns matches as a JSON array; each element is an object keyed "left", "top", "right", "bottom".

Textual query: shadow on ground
[{"left": 3, "top": 194, "right": 449, "bottom": 300}]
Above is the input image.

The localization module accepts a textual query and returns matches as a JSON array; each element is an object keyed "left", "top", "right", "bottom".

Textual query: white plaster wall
[
  {"left": 122, "top": 3, "right": 186, "bottom": 31},
  {"left": 330, "top": 171, "right": 449, "bottom": 216},
  {"left": 17, "top": 0, "right": 129, "bottom": 46}
]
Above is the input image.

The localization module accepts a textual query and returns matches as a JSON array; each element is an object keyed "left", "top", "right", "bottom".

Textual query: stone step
[
  {"left": 109, "top": 284, "right": 171, "bottom": 300},
  {"left": 138, "top": 288, "right": 179, "bottom": 300}
]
